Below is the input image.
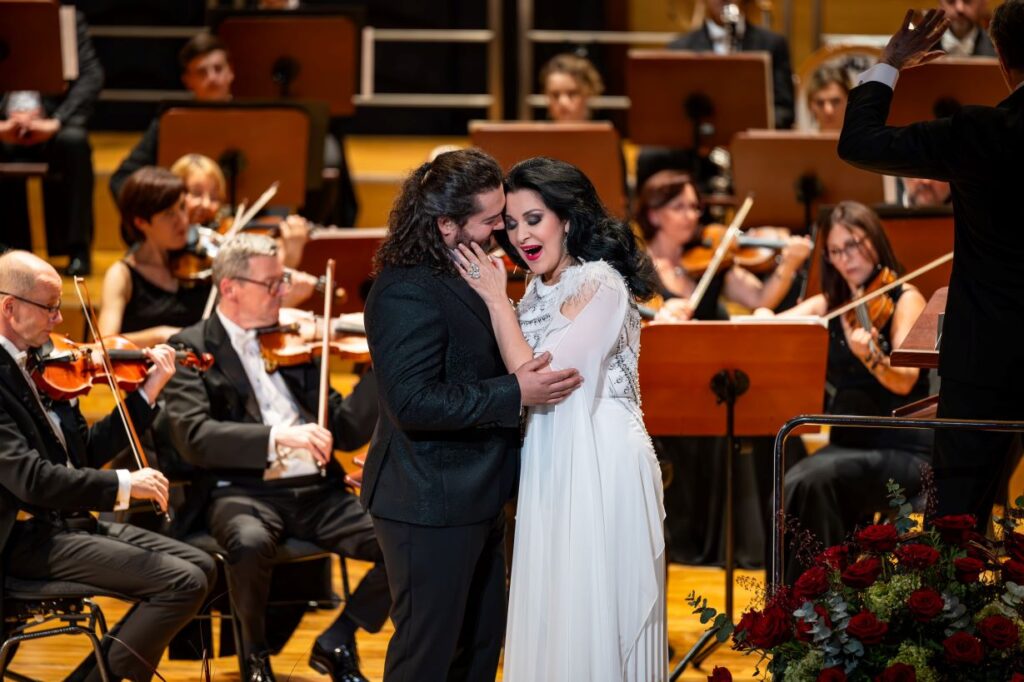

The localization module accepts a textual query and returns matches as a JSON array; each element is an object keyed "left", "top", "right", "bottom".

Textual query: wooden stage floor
[{"left": 7, "top": 560, "right": 766, "bottom": 681}]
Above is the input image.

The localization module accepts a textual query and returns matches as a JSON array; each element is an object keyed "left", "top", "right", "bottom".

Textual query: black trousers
[
  {"left": 782, "top": 445, "right": 930, "bottom": 584},
  {"left": 6, "top": 518, "right": 216, "bottom": 682},
  {"left": 934, "top": 376, "right": 1024, "bottom": 523},
  {"left": 207, "top": 483, "right": 390, "bottom": 655},
  {"left": 373, "top": 512, "right": 507, "bottom": 682},
  {"left": 0, "top": 126, "right": 94, "bottom": 256}
]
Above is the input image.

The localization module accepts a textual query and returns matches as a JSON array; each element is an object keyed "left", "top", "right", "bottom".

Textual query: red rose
[
  {"left": 818, "top": 545, "right": 850, "bottom": 571},
  {"left": 932, "top": 514, "right": 977, "bottom": 546},
  {"left": 976, "top": 614, "right": 1020, "bottom": 650},
  {"left": 894, "top": 543, "right": 940, "bottom": 570},
  {"left": 943, "top": 631, "right": 984, "bottom": 665},
  {"left": 796, "top": 604, "right": 832, "bottom": 642},
  {"left": 1010, "top": 673, "right": 1024, "bottom": 682},
  {"left": 708, "top": 666, "right": 732, "bottom": 682},
  {"left": 841, "top": 556, "right": 883, "bottom": 589},
  {"left": 747, "top": 605, "right": 793, "bottom": 649},
  {"left": 1004, "top": 559, "right": 1024, "bottom": 586},
  {"left": 795, "top": 566, "right": 830, "bottom": 601},
  {"left": 733, "top": 610, "right": 756, "bottom": 650},
  {"left": 818, "top": 667, "right": 847, "bottom": 681},
  {"left": 965, "top": 531, "right": 991, "bottom": 560},
  {"left": 847, "top": 610, "right": 889, "bottom": 645},
  {"left": 906, "top": 587, "right": 945, "bottom": 622},
  {"left": 877, "top": 663, "right": 917, "bottom": 682},
  {"left": 1006, "top": 532, "right": 1024, "bottom": 562},
  {"left": 955, "top": 556, "right": 985, "bottom": 583},
  {"left": 857, "top": 524, "right": 899, "bottom": 552}
]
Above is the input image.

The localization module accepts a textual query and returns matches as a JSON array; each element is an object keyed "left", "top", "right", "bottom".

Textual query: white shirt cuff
[
  {"left": 114, "top": 469, "right": 132, "bottom": 511},
  {"left": 268, "top": 424, "right": 281, "bottom": 463},
  {"left": 858, "top": 63, "right": 900, "bottom": 90}
]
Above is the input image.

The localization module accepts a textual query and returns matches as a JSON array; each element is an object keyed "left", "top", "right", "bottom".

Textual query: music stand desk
[
  {"left": 469, "top": 121, "right": 627, "bottom": 219},
  {"left": 626, "top": 51, "right": 772, "bottom": 148},
  {"left": 889, "top": 57, "right": 1007, "bottom": 127},
  {"left": 891, "top": 287, "right": 946, "bottom": 370},
  {"left": 214, "top": 10, "right": 360, "bottom": 117},
  {"left": 0, "top": 1, "right": 68, "bottom": 93},
  {"left": 294, "top": 227, "right": 386, "bottom": 315},
  {"left": 731, "top": 131, "right": 885, "bottom": 230}
]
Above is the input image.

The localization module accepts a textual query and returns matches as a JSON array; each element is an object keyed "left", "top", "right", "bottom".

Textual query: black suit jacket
[
  {"left": 669, "top": 22, "right": 795, "bottom": 130},
  {"left": 163, "top": 315, "right": 378, "bottom": 519},
  {"left": 0, "top": 11, "right": 103, "bottom": 129},
  {"left": 362, "top": 265, "right": 521, "bottom": 527},
  {"left": 0, "top": 345, "right": 156, "bottom": 556},
  {"left": 839, "top": 81, "right": 1024, "bottom": 388}
]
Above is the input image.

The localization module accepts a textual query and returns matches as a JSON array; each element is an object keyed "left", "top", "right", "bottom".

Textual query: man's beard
[{"left": 454, "top": 227, "right": 496, "bottom": 253}]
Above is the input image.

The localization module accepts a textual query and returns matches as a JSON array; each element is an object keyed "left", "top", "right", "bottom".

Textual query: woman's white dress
[{"left": 503, "top": 260, "right": 667, "bottom": 682}]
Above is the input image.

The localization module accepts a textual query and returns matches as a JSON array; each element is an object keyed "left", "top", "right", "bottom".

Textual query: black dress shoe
[
  {"left": 246, "top": 651, "right": 276, "bottom": 682},
  {"left": 64, "top": 254, "right": 91, "bottom": 277},
  {"left": 309, "top": 639, "right": 368, "bottom": 682}
]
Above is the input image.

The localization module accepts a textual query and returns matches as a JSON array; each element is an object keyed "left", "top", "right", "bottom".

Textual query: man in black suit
[
  {"left": 363, "top": 148, "right": 582, "bottom": 682},
  {"left": 0, "top": 250, "right": 216, "bottom": 681},
  {"left": 668, "top": 0, "right": 795, "bottom": 129},
  {"left": 838, "top": 4, "right": 1024, "bottom": 523},
  {"left": 935, "top": 0, "right": 997, "bottom": 57},
  {"left": 0, "top": 10, "right": 101, "bottom": 276},
  {"left": 163, "top": 233, "right": 388, "bottom": 682}
]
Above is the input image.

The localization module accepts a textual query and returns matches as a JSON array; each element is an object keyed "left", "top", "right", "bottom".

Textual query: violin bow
[
  {"left": 201, "top": 181, "right": 281, "bottom": 320},
  {"left": 72, "top": 277, "right": 171, "bottom": 521},
  {"left": 821, "top": 252, "right": 953, "bottom": 323},
  {"left": 317, "top": 258, "right": 336, "bottom": 477},
  {"left": 688, "top": 193, "right": 755, "bottom": 315}
]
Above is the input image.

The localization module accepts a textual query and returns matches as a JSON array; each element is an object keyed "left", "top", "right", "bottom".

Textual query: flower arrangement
[{"left": 690, "top": 482, "right": 1024, "bottom": 681}]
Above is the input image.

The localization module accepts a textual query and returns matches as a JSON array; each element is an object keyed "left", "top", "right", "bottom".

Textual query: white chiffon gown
[{"left": 503, "top": 260, "right": 667, "bottom": 682}]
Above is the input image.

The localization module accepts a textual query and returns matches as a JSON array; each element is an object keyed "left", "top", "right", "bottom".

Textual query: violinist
[
  {"left": 99, "top": 166, "right": 317, "bottom": 347},
  {"left": 0, "top": 250, "right": 216, "bottom": 682},
  {"left": 636, "top": 170, "right": 812, "bottom": 320},
  {"left": 161, "top": 233, "right": 388, "bottom": 681},
  {"left": 755, "top": 201, "right": 932, "bottom": 583}
]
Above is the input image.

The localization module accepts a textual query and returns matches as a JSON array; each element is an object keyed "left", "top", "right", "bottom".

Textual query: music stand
[
  {"left": 212, "top": 8, "right": 362, "bottom": 117},
  {"left": 0, "top": 1, "right": 74, "bottom": 92},
  {"left": 468, "top": 121, "right": 628, "bottom": 219},
  {"left": 157, "top": 101, "right": 325, "bottom": 210},
  {"left": 804, "top": 205, "right": 953, "bottom": 302},
  {"left": 294, "top": 227, "right": 385, "bottom": 314},
  {"left": 731, "top": 131, "right": 885, "bottom": 231},
  {"left": 626, "top": 50, "right": 772, "bottom": 149},
  {"left": 639, "top": 321, "right": 827, "bottom": 676},
  {"left": 888, "top": 57, "right": 1008, "bottom": 126}
]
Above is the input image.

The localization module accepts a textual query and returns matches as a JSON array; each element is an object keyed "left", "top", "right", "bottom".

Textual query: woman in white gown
[{"left": 454, "top": 157, "right": 668, "bottom": 682}]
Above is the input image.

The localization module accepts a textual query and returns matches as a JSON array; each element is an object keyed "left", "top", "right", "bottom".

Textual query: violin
[
  {"left": 254, "top": 309, "right": 370, "bottom": 372},
  {"left": 30, "top": 333, "right": 214, "bottom": 401},
  {"left": 681, "top": 224, "right": 790, "bottom": 278},
  {"left": 844, "top": 265, "right": 896, "bottom": 355}
]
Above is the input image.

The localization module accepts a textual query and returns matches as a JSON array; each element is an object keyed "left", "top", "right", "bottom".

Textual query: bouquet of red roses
[{"left": 690, "top": 483, "right": 1024, "bottom": 681}]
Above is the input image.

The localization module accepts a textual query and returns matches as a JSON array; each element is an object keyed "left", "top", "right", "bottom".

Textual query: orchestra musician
[
  {"left": 805, "top": 65, "right": 852, "bottom": 132},
  {"left": 161, "top": 233, "right": 388, "bottom": 682},
  {"left": 935, "top": 0, "right": 997, "bottom": 57},
  {"left": 0, "top": 250, "right": 216, "bottom": 682},
  {"left": 636, "top": 170, "right": 812, "bottom": 321},
  {"left": 540, "top": 53, "right": 605, "bottom": 123},
  {"left": 838, "top": 3, "right": 1024, "bottom": 524},
  {"left": 754, "top": 201, "right": 932, "bottom": 583}
]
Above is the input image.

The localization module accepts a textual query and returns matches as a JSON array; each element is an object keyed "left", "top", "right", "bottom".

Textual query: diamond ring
[{"left": 469, "top": 263, "right": 481, "bottom": 279}]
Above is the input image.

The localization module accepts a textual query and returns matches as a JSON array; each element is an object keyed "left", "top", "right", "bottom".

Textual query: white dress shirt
[
  {"left": 0, "top": 334, "right": 131, "bottom": 511},
  {"left": 216, "top": 310, "right": 319, "bottom": 478},
  {"left": 705, "top": 18, "right": 745, "bottom": 55},
  {"left": 941, "top": 27, "right": 979, "bottom": 58}
]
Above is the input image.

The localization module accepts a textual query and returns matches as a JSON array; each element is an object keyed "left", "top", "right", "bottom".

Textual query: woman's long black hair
[{"left": 495, "top": 157, "right": 658, "bottom": 301}]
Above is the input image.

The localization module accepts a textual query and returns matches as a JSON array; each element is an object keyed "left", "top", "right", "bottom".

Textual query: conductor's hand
[
  {"left": 881, "top": 9, "right": 950, "bottom": 71},
  {"left": 140, "top": 344, "right": 177, "bottom": 402},
  {"left": 129, "top": 468, "right": 169, "bottom": 512},
  {"left": 275, "top": 423, "right": 334, "bottom": 465},
  {"left": 515, "top": 352, "right": 582, "bottom": 406}
]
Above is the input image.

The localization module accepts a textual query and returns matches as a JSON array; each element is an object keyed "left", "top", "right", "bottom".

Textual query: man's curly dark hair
[
  {"left": 374, "top": 148, "right": 503, "bottom": 275},
  {"left": 991, "top": 0, "right": 1024, "bottom": 72}
]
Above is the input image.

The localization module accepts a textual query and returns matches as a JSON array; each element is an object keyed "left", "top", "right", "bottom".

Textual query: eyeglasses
[
  {"left": 0, "top": 290, "right": 61, "bottom": 317},
  {"left": 825, "top": 237, "right": 867, "bottom": 262},
  {"left": 233, "top": 272, "right": 292, "bottom": 295}
]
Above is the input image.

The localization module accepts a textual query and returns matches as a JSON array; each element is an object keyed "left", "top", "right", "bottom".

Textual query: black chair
[
  {"left": 183, "top": 532, "right": 350, "bottom": 678},
  {"left": 1, "top": 577, "right": 124, "bottom": 682}
]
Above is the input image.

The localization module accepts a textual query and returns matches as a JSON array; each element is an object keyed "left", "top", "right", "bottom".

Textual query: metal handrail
[{"left": 771, "top": 413, "right": 1024, "bottom": 590}]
